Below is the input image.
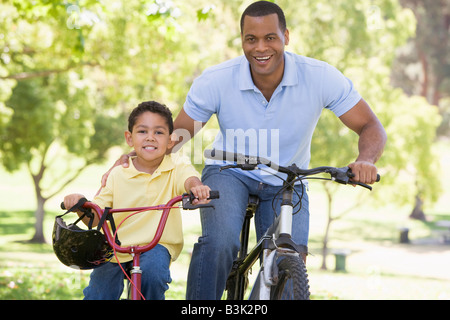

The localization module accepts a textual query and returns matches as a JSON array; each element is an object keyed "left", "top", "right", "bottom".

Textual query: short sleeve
[
  {"left": 322, "top": 64, "right": 362, "bottom": 117},
  {"left": 183, "top": 71, "right": 219, "bottom": 123},
  {"left": 93, "top": 171, "right": 114, "bottom": 209}
]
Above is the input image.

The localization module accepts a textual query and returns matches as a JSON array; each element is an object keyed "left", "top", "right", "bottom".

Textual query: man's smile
[{"left": 254, "top": 55, "right": 273, "bottom": 64}]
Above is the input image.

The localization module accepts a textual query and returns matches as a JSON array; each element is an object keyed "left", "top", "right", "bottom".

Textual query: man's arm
[
  {"left": 339, "top": 98, "right": 387, "bottom": 184},
  {"left": 172, "top": 107, "right": 206, "bottom": 152}
]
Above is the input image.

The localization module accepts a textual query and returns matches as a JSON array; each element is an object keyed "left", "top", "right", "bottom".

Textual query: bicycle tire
[
  {"left": 225, "top": 271, "right": 248, "bottom": 300},
  {"left": 270, "top": 255, "right": 310, "bottom": 300}
]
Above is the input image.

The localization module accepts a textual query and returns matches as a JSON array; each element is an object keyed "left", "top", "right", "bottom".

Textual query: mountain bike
[
  {"left": 204, "top": 149, "right": 379, "bottom": 300},
  {"left": 58, "top": 191, "right": 219, "bottom": 300}
]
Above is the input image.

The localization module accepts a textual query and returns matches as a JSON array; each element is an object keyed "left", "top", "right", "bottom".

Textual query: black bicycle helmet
[{"left": 52, "top": 198, "right": 113, "bottom": 270}]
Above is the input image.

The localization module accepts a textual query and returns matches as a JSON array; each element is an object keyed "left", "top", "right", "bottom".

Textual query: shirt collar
[
  {"left": 123, "top": 154, "right": 175, "bottom": 179},
  {"left": 239, "top": 52, "right": 298, "bottom": 91}
]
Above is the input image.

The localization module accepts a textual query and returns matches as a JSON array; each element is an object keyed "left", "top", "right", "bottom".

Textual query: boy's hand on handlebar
[
  {"left": 63, "top": 193, "right": 85, "bottom": 211},
  {"left": 348, "top": 161, "right": 379, "bottom": 185},
  {"left": 190, "top": 185, "right": 212, "bottom": 205}
]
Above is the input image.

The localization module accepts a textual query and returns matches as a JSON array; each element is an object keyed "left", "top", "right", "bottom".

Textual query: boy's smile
[{"left": 125, "top": 111, "right": 174, "bottom": 174}]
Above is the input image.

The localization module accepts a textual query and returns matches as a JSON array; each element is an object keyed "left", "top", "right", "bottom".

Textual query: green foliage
[
  {"left": 0, "top": 0, "right": 445, "bottom": 238},
  {"left": 296, "top": 0, "right": 442, "bottom": 207},
  {"left": 0, "top": 266, "right": 88, "bottom": 300},
  {"left": 1, "top": 73, "right": 124, "bottom": 172}
]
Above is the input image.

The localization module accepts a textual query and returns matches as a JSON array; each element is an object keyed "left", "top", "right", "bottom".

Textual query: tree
[
  {"left": 2, "top": 75, "right": 125, "bottom": 243},
  {"left": 0, "top": 0, "right": 242, "bottom": 242},
  {"left": 274, "top": 0, "right": 442, "bottom": 269},
  {"left": 394, "top": 0, "right": 450, "bottom": 110},
  {"left": 391, "top": 0, "right": 450, "bottom": 219}
]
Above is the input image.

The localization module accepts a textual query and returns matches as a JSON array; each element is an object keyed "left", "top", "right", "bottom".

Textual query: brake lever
[{"left": 352, "top": 181, "right": 373, "bottom": 191}]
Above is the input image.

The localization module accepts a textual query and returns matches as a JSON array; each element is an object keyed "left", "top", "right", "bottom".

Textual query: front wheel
[{"left": 270, "top": 255, "right": 310, "bottom": 300}]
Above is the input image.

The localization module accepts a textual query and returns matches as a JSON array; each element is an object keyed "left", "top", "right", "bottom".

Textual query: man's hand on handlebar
[{"left": 347, "top": 160, "right": 379, "bottom": 185}]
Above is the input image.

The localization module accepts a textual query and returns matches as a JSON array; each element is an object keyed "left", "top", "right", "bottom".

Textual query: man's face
[{"left": 241, "top": 13, "right": 289, "bottom": 80}]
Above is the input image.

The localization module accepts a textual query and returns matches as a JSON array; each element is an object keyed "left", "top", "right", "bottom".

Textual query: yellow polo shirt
[{"left": 93, "top": 154, "right": 200, "bottom": 263}]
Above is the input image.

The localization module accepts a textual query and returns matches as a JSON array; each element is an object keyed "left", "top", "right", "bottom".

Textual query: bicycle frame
[
  {"left": 72, "top": 192, "right": 218, "bottom": 300},
  {"left": 229, "top": 173, "right": 307, "bottom": 300},
  {"left": 80, "top": 195, "right": 183, "bottom": 300}
]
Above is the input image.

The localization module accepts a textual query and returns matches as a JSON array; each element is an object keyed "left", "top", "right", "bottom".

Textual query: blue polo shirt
[{"left": 184, "top": 52, "right": 361, "bottom": 185}]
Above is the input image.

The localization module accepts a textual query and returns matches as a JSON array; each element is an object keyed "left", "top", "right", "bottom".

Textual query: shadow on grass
[{"left": 0, "top": 210, "right": 54, "bottom": 253}]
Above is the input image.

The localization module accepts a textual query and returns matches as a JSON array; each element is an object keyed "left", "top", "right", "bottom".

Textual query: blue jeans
[
  {"left": 83, "top": 244, "right": 172, "bottom": 300},
  {"left": 186, "top": 165, "right": 310, "bottom": 300}
]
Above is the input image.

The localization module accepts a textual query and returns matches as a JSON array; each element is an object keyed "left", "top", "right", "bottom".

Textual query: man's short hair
[{"left": 240, "top": 1, "right": 287, "bottom": 33}]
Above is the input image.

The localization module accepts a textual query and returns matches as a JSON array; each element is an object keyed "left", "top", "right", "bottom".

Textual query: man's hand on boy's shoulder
[{"left": 101, "top": 151, "right": 136, "bottom": 187}]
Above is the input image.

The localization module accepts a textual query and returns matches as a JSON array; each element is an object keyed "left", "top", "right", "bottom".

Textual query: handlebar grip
[
  {"left": 347, "top": 170, "right": 381, "bottom": 183},
  {"left": 60, "top": 202, "right": 66, "bottom": 210},
  {"left": 209, "top": 190, "right": 220, "bottom": 199}
]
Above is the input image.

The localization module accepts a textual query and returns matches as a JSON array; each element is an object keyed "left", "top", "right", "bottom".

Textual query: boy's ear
[
  {"left": 125, "top": 131, "right": 133, "bottom": 147},
  {"left": 167, "top": 133, "right": 176, "bottom": 149}
]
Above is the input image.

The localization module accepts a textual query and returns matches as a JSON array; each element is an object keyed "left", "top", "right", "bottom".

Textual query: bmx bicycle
[{"left": 57, "top": 191, "right": 219, "bottom": 300}]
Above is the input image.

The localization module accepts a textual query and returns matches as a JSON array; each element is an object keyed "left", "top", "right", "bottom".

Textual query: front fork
[
  {"left": 130, "top": 250, "right": 143, "bottom": 300},
  {"left": 251, "top": 185, "right": 301, "bottom": 300}
]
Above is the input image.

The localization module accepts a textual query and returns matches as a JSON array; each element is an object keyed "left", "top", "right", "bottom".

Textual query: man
[
  {"left": 108, "top": 1, "right": 386, "bottom": 299},
  {"left": 175, "top": 1, "right": 386, "bottom": 299}
]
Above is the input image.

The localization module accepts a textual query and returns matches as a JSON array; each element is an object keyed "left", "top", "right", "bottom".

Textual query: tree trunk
[
  {"left": 28, "top": 156, "right": 48, "bottom": 244},
  {"left": 409, "top": 193, "right": 426, "bottom": 221},
  {"left": 30, "top": 195, "right": 47, "bottom": 243},
  {"left": 26, "top": 144, "right": 93, "bottom": 243},
  {"left": 320, "top": 218, "right": 332, "bottom": 270},
  {"left": 320, "top": 186, "right": 334, "bottom": 270}
]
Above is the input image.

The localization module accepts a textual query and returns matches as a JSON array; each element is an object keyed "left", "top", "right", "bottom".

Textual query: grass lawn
[{"left": 1, "top": 141, "right": 450, "bottom": 300}]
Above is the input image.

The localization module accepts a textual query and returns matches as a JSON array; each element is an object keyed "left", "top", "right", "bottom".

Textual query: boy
[{"left": 63, "top": 101, "right": 211, "bottom": 300}]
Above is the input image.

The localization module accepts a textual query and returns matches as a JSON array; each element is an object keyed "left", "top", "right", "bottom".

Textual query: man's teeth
[{"left": 256, "top": 56, "right": 271, "bottom": 61}]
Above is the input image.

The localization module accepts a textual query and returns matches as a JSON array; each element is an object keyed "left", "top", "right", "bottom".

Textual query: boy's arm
[{"left": 184, "top": 176, "right": 211, "bottom": 204}]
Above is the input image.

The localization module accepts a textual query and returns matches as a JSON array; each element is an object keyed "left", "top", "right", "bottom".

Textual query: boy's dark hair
[
  {"left": 240, "top": 1, "right": 287, "bottom": 34},
  {"left": 128, "top": 101, "right": 174, "bottom": 134}
]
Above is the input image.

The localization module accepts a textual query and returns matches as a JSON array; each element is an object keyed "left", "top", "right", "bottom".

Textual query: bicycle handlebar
[
  {"left": 60, "top": 191, "right": 219, "bottom": 254},
  {"left": 60, "top": 191, "right": 220, "bottom": 211},
  {"left": 204, "top": 149, "right": 380, "bottom": 190}
]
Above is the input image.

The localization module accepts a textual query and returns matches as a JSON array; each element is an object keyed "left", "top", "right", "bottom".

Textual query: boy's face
[{"left": 125, "top": 111, "right": 174, "bottom": 168}]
